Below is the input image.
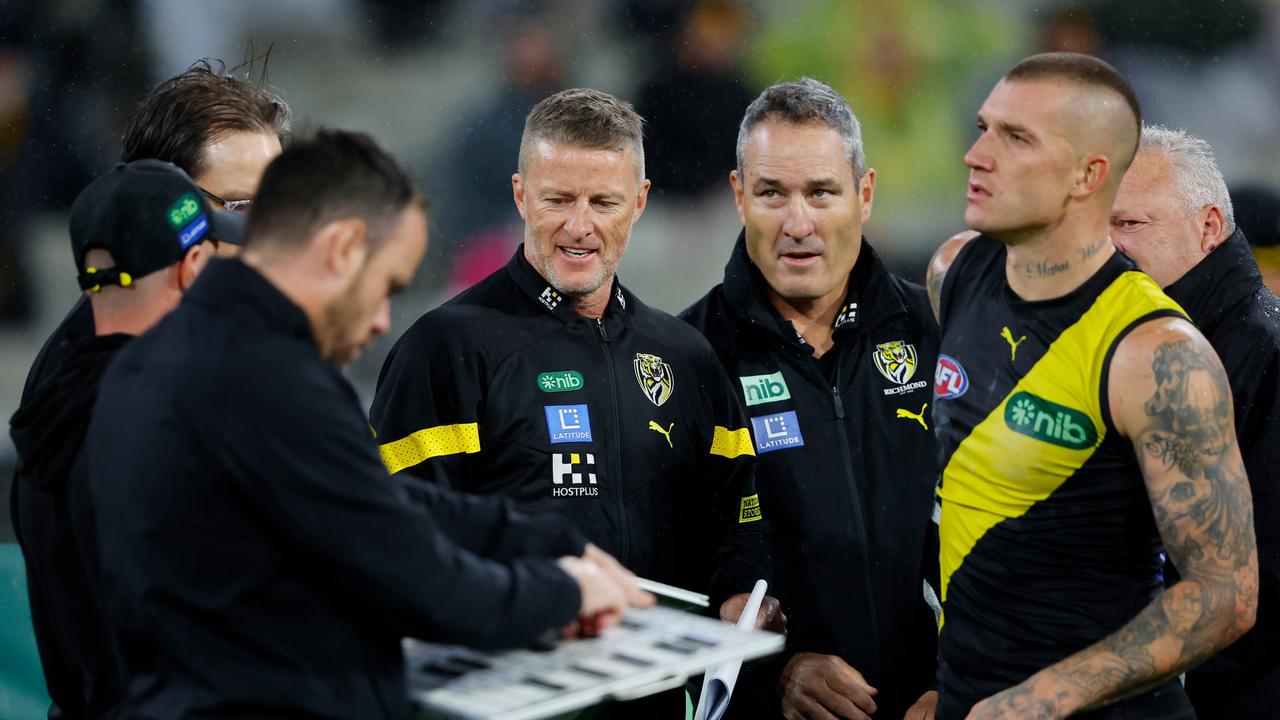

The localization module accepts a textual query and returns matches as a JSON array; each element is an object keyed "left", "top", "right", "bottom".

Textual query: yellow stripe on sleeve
[
  {"left": 710, "top": 425, "right": 755, "bottom": 459},
  {"left": 378, "top": 423, "right": 481, "bottom": 475}
]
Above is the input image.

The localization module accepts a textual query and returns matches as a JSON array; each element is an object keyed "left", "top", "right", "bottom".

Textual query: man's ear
[
  {"left": 1198, "top": 204, "right": 1227, "bottom": 255},
  {"left": 1072, "top": 153, "right": 1111, "bottom": 199},
  {"left": 859, "top": 168, "right": 877, "bottom": 224},
  {"left": 632, "top": 178, "right": 651, "bottom": 222},
  {"left": 317, "top": 218, "right": 369, "bottom": 283},
  {"left": 729, "top": 170, "right": 746, "bottom": 227},
  {"left": 512, "top": 173, "right": 528, "bottom": 221},
  {"left": 177, "top": 241, "right": 215, "bottom": 291}
]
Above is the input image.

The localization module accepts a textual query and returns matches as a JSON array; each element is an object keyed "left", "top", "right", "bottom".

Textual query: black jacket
[
  {"left": 370, "top": 247, "right": 768, "bottom": 606},
  {"left": 10, "top": 324, "right": 129, "bottom": 719},
  {"left": 681, "top": 235, "right": 941, "bottom": 719},
  {"left": 85, "top": 259, "right": 583, "bottom": 720},
  {"left": 1163, "top": 230, "right": 1280, "bottom": 718}
]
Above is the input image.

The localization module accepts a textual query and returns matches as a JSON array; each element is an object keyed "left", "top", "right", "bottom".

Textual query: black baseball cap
[{"left": 70, "top": 159, "right": 246, "bottom": 292}]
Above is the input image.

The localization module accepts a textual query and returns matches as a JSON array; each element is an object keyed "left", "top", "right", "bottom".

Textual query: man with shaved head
[{"left": 926, "top": 53, "right": 1257, "bottom": 719}]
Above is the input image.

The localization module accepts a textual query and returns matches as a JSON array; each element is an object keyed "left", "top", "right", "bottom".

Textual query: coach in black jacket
[
  {"left": 371, "top": 89, "right": 770, "bottom": 613},
  {"left": 683, "top": 79, "right": 940, "bottom": 719},
  {"left": 1112, "top": 125, "right": 1280, "bottom": 720},
  {"left": 86, "top": 131, "right": 642, "bottom": 720}
]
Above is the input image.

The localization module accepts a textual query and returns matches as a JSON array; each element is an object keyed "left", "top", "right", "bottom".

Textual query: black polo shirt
[{"left": 85, "top": 259, "right": 581, "bottom": 720}]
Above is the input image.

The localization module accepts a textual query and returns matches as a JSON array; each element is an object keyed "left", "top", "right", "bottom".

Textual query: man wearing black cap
[
  {"left": 85, "top": 129, "right": 644, "bottom": 720},
  {"left": 14, "top": 59, "right": 288, "bottom": 446},
  {"left": 9, "top": 159, "right": 243, "bottom": 718}
]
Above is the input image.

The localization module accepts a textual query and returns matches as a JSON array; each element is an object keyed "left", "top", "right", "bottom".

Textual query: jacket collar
[
  {"left": 186, "top": 258, "right": 317, "bottom": 347},
  {"left": 1163, "top": 229, "right": 1263, "bottom": 332},
  {"left": 503, "top": 244, "right": 632, "bottom": 330},
  {"left": 720, "top": 230, "right": 909, "bottom": 346}
]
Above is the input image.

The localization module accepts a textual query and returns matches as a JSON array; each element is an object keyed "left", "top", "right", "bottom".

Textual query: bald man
[{"left": 926, "top": 53, "right": 1257, "bottom": 719}]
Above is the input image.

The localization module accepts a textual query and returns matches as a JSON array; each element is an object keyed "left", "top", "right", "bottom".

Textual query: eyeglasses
[{"left": 200, "top": 187, "right": 253, "bottom": 213}]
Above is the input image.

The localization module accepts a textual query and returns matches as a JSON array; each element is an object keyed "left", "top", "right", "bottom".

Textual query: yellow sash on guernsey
[{"left": 937, "top": 271, "right": 1185, "bottom": 627}]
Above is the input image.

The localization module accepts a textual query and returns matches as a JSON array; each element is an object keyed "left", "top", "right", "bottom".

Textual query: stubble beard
[{"left": 527, "top": 230, "right": 616, "bottom": 298}]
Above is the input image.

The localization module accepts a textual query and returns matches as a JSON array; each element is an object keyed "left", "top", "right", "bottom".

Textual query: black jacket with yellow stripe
[
  {"left": 680, "top": 235, "right": 941, "bottom": 720},
  {"left": 370, "top": 247, "right": 769, "bottom": 605}
]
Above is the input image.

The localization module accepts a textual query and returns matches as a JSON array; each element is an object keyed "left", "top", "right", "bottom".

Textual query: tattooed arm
[
  {"left": 926, "top": 230, "right": 978, "bottom": 322},
  {"left": 967, "top": 318, "right": 1258, "bottom": 720}
]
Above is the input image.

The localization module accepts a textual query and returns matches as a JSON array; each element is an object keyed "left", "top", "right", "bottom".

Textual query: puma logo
[
  {"left": 648, "top": 420, "right": 675, "bottom": 448},
  {"left": 1001, "top": 326, "right": 1027, "bottom": 361},
  {"left": 896, "top": 403, "right": 929, "bottom": 431}
]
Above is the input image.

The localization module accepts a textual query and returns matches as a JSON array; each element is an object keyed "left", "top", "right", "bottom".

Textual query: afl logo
[{"left": 934, "top": 355, "right": 969, "bottom": 399}]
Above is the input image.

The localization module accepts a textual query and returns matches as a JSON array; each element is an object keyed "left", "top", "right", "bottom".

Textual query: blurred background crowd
[{"left": 1, "top": 0, "right": 1279, "bottom": 709}]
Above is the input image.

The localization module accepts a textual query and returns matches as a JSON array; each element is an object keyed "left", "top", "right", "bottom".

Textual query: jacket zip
[
  {"left": 595, "top": 318, "right": 629, "bottom": 563},
  {"left": 755, "top": 321, "right": 886, "bottom": 671},
  {"left": 829, "top": 347, "right": 881, "bottom": 676}
]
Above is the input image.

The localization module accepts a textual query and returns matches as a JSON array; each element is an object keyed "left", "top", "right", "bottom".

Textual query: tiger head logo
[
  {"left": 873, "top": 340, "right": 918, "bottom": 386},
  {"left": 633, "top": 353, "right": 674, "bottom": 407}
]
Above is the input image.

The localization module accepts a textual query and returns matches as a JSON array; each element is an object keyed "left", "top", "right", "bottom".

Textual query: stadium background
[{"left": 1, "top": 0, "right": 1277, "bottom": 714}]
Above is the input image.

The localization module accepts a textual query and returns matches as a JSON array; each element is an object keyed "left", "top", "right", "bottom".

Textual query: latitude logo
[
  {"left": 1004, "top": 391, "right": 1098, "bottom": 450},
  {"left": 544, "top": 404, "right": 592, "bottom": 444},
  {"left": 749, "top": 410, "right": 804, "bottom": 454}
]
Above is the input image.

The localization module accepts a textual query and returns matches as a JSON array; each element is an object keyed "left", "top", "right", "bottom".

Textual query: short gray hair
[
  {"left": 1139, "top": 124, "right": 1235, "bottom": 235},
  {"left": 519, "top": 88, "right": 645, "bottom": 179},
  {"left": 735, "top": 78, "right": 866, "bottom": 181}
]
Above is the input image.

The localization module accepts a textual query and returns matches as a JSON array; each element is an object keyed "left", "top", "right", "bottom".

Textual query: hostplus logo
[
  {"left": 834, "top": 302, "right": 858, "bottom": 329},
  {"left": 539, "top": 287, "right": 562, "bottom": 311},
  {"left": 739, "top": 371, "right": 790, "bottom": 407},
  {"left": 552, "top": 452, "right": 598, "bottom": 496},
  {"left": 1004, "top": 391, "right": 1098, "bottom": 450}
]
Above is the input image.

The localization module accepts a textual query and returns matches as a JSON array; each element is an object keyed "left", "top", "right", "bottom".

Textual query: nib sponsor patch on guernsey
[
  {"left": 749, "top": 411, "right": 804, "bottom": 454},
  {"left": 1004, "top": 391, "right": 1098, "bottom": 450}
]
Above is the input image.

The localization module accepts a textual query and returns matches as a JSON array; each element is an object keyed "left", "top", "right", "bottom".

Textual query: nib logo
[
  {"left": 1004, "top": 392, "right": 1098, "bottom": 450},
  {"left": 739, "top": 372, "right": 791, "bottom": 407}
]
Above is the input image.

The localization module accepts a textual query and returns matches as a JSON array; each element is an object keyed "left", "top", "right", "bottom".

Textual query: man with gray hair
[
  {"left": 1112, "top": 124, "right": 1280, "bottom": 720},
  {"left": 682, "top": 78, "right": 941, "bottom": 719},
  {"left": 371, "top": 88, "right": 777, "bottom": 716}
]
